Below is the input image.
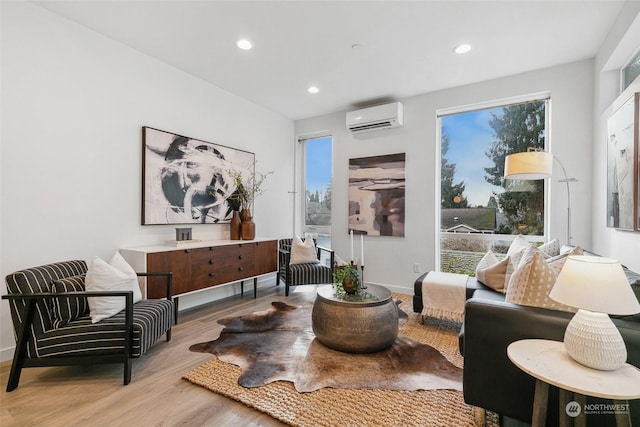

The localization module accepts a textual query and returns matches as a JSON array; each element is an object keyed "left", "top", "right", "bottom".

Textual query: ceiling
[{"left": 36, "top": 1, "right": 626, "bottom": 120}]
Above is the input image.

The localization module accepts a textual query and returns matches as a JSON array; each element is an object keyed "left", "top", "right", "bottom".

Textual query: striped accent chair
[
  {"left": 3, "top": 260, "right": 174, "bottom": 391},
  {"left": 277, "top": 238, "right": 334, "bottom": 296}
]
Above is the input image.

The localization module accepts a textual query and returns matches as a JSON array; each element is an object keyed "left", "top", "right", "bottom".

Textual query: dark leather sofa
[{"left": 413, "top": 261, "right": 640, "bottom": 426}]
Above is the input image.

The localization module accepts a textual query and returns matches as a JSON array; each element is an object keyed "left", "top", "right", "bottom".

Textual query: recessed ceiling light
[
  {"left": 454, "top": 43, "right": 472, "bottom": 54},
  {"left": 307, "top": 86, "right": 319, "bottom": 94},
  {"left": 236, "top": 39, "right": 253, "bottom": 50}
]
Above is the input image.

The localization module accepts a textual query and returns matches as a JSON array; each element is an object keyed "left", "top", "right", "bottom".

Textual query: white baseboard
[
  {"left": 1, "top": 346, "right": 14, "bottom": 363},
  {"left": 364, "top": 281, "right": 412, "bottom": 296}
]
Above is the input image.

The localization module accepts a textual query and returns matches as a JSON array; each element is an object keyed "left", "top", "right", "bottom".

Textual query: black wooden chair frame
[
  {"left": 1, "top": 272, "right": 172, "bottom": 392},
  {"left": 277, "top": 240, "right": 335, "bottom": 296}
]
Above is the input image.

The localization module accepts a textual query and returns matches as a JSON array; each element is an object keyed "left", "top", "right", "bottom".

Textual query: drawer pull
[
  {"left": 209, "top": 272, "right": 215, "bottom": 277},
  {"left": 209, "top": 259, "right": 214, "bottom": 264},
  {"left": 238, "top": 255, "right": 244, "bottom": 260},
  {"left": 184, "top": 249, "right": 191, "bottom": 253},
  {"left": 209, "top": 247, "right": 214, "bottom": 251},
  {"left": 238, "top": 267, "right": 244, "bottom": 272}
]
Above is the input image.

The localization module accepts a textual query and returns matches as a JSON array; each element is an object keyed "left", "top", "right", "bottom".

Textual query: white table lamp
[{"left": 550, "top": 255, "right": 640, "bottom": 370}]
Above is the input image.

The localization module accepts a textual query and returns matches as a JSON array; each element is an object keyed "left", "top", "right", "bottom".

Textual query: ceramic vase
[
  {"left": 240, "top": 209, "right": 255, "bottom": 240},
  {"left": 230, "top": 210, "right": 241, "bottom": 240}
]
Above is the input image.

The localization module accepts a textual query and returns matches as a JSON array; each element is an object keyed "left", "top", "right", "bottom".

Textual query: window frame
[
  {"left": 621, "top": 46, "right": 640, "bottom": 92},
  {"left": 300, "top": 134, "right": 333, "bottom": 239},
  {"left": 435, "top": 93, "right": 552, "bottom": 271}
]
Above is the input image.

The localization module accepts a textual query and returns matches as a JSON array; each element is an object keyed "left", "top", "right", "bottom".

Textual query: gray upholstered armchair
[
  {"left": 2, "top": 260, "right": 174, "bottom": 391},
  {"left": 277, "top": 238, "right": 334, "bottom": 296}
]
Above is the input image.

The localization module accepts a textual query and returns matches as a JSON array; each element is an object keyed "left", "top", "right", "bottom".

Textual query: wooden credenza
[{"left": 120, "top": 238, "right": 278, "bottom": 307}]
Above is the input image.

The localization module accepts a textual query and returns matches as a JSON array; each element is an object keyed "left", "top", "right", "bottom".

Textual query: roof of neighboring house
[
  {"left": 441, "top": 208, "right": 496, "bottom": 231},
  {"left": 445, "top": 224, "right": 480, "bottom": 233}
]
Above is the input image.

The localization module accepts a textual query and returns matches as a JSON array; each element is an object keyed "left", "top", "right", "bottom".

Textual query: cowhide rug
[{"left": 189, "top": 301, "right": 462, "bottom": 393}]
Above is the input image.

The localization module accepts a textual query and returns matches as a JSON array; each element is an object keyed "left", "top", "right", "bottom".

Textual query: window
[
  {"left": 302, "top": 135, "right": 332, "bottom": 249},
  {"left": 437, "top": 96, "right": 549, "bottom": 274},
  {"left": 622, "top": 48, "right": 640, "bottom": 91}
]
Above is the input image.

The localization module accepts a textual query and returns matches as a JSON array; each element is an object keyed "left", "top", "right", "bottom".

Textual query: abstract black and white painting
[
  {"left": 348, "top": 153, "right": 406, "bottom": 237},
  {"left": 142, "top": 127, "right": 255, "bottom": 225}
]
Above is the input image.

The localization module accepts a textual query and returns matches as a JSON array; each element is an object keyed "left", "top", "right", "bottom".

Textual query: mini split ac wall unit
[{"left": 346, "top": 102, "right": 404, "bottom": 134}]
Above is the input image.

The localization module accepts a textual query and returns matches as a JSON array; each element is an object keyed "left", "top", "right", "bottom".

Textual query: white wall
[
  {"left": 592, "top": 2, "right": 640, "bottom": 272},
  {"left": 295, "top": 60, "right": 595, "bottom": 294},
  {"left": 0, "top": 2, "right": 294, "bottom": 361}
]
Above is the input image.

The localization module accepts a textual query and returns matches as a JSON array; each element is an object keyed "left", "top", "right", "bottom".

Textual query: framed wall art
[
  {"left": 606, "top": 92, "right": 639, "bottom": 231},
  {"left": 142, "top": 127, "right": 255, "bottom": 225},
  {"left": 348, "top": 153, "right": 406, "bottom": 237}
]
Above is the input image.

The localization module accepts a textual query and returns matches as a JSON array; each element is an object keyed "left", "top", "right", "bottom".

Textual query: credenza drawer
[
  {"left": 192, "top": 260, "right": 256, "bottom": 284},
  {"left": 191, "top": 244, "right": 254, "bottom": 261}
]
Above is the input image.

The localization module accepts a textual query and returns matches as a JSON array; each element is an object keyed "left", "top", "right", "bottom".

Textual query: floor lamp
[{"left": 504, "top": 148, "right": 577, "bottom": 245}]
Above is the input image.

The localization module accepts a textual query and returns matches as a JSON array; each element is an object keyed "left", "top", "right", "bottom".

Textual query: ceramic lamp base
[{"left": 563, "top": 309, "right": 627, "bottom": 371}]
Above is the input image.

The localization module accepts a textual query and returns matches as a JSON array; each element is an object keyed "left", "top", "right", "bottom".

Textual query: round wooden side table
[{"left": 507, "top": 339, "right": 640, "bottom": 427}]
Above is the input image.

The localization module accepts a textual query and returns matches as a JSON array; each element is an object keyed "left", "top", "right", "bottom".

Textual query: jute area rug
[{"left": 183, "top": 294, "right": 498, "bottom": 427}]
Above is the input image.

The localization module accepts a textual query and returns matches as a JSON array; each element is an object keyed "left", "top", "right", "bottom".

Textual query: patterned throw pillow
[
  {"left": 516, "top": 245, "right": 544, "bottom": 270},
  {"left": 546, "top": 246, "right": 583, "bottom": 275},
  {"left": 475, "top": 250, "right": 510, "bottom": 293},
  {"left": 538, "top": 237, "right": 561, "bottom": 258},
  {"left": 505, "top": 246, "right": 583, "bottom": 312},
  {"left": 51, "top": 275, "right": 88, "bottom": 328}
]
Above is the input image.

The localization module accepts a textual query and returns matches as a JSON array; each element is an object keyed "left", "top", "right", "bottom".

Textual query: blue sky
[
  {"left": 442, "top": 107, "right": 504, "bottom": 207},
  {"left": 305, "top": 136, "right": 332, "bottom": 194},
  {"left": 304, "top": 112, "right": 504, "bottom": 207}
]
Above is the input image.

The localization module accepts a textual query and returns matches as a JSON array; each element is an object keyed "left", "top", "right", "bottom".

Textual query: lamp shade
[
  {"left": 550, "top": 255, "right": 640, "bottom": 315},
  {"left": 504, "top": 151, "right": 552, "bottom": 180}
]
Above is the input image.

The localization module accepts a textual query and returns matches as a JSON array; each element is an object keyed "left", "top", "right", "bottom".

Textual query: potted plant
[
  {"left": 215, "top": 163, "right": 273, "bottom": 240},
  {"left": 332, "top": 264, "right": 361, "bottom": 295}
]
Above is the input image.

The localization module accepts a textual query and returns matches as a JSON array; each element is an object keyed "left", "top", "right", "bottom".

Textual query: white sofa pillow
[
  {"left": 475, "top": 250, "right": 510, "bottom": 293},
  {"left": 86, "top": 252, "right": 141, "bottom": 323},
  {"left": 109, "top": 251, "right": 142, "bottom": 302},
  {"left": 290, "top": 236, "right": 320, "bottom": 265}
]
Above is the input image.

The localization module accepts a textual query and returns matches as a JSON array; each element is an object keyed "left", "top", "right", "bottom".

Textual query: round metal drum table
[{"left": 311, "top": 283, "right": 399, "bottom": 353}]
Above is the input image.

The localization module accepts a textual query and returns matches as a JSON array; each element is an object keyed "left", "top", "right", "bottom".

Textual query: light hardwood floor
[{"left": 1, "top": 283, "right": 328, "bottom": 427}]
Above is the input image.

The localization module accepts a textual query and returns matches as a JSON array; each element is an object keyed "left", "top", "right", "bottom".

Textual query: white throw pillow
[
  {"left": 290, "top": 236, "right": 320, "bottom": 265},
  {"left": 86, "top": 253, "right": 142, "bottom": 323},
  {"left": 506, "top": 235, "right": 530, "bottom": 259},
  {"left": 109, "top": 251, "right": 143, "bottom": 302},
  {"left": 475, "top": 250, "right": 510, "bottom": 293}
]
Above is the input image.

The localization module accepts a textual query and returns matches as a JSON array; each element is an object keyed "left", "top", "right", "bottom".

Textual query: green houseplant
[
  {"left": 332, "top": 264, "right": 361, "bottom": 295},
  {"left": 225, "top": 164, "right": 273, "bottom": 213}
]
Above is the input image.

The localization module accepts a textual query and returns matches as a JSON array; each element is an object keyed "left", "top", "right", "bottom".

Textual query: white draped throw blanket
[{"left": 421, "top": 271, "right": 468, "bottom": 322}]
